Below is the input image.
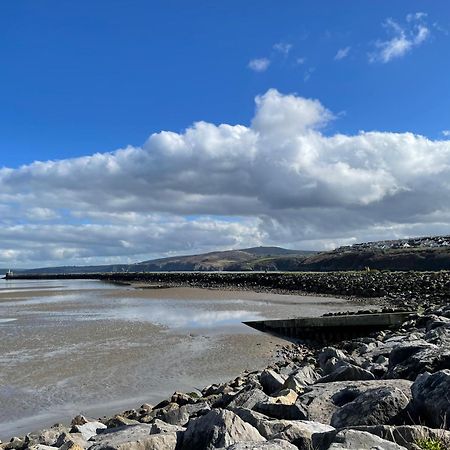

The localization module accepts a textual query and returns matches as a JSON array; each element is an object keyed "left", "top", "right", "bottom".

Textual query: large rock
[
  {"left": 318, "top": 348, "right": 355, "bottom": 375},
  {"left": 231, "top": 407, "right": 333, "bottom": 446},
  {"left": 331, "top": 385, "right": 411, "bottom": 428},
  {"left": 26, "top": 425, "right": 70, "bottom": 447},
  {"left": 340, "top": 425, "right": 450, "bottom": 450},
  {"left": 144, "top": 401, "right": 210, "bottom": 426},
  {"left": 297, "top": 379, "right": 412, "bottom": 425},
  {"left": 260, "top": 370, "right": 287, "bottom": 395},
  {"left": 72, "top": 422, "right": 106, "bottom": 441},
  {"left": 223, "top": 440, "right": 297, "bottom": 450},
  {"left": 88, "top": 424, "right": 179, "bottom": 450},
  {"left": 180, "top": 409, "right": 265, "bottom": 450},
  {"left": 282, "top": 366, "right": 320, "bottom": 392},
  {"left": 253, "top": 401, "right": 307, "bottom": 421},
  {"left": 387, "top": 342, "right": 450, "bottom": 380},
  {"left": 411, "top": 369, "right": 450, "bottom": 428},
  {"left": 227, "top": 389, "right": 271, "bottom": 410},
  {"left": 316, "top": 362, "right": 375, "bottom": 383},
  {"left": 324, "top": 429, "right": 407, "bottom": 450}
]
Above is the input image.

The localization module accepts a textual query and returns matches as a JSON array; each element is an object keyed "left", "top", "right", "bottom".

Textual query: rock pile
[{"left": 2, "top": 305, "right": 450, "bottom": 450}]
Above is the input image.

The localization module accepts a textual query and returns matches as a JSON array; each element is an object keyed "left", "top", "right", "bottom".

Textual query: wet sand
[{"left": 0, "top": 279, "right": 377, "bottom": 439}]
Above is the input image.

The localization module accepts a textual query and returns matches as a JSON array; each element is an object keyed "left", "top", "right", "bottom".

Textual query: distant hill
[
  {"left": 19, "top": 246, "right": 315, "bottom": 274},
  {"left": 12, "top": 236, "right": 450, "bottom": 274}
]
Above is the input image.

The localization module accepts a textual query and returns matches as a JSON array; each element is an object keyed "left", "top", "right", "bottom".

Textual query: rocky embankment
[
  {"left": 3, "top": 304, "right": 450, "bottom": 450},
  {"left": 9, "top": 271, "right": 450, "bottom": 309},
  {"left": 108, "top": 271, "right": 449, "bottom": 309}
]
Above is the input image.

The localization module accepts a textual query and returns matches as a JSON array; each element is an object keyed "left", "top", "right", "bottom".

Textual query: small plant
[{"left": 415, "top": 438, "right": 446, "bottom": 450}]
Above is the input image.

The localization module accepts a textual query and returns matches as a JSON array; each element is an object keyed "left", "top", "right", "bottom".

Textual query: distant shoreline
[{"left": 5, "top": 270, "right": 450, "bottom": 309}]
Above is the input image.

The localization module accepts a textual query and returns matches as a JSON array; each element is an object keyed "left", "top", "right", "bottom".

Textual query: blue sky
[
  {"left": 1, "top": 1, "right": 449, "bottom": 168},
  {"left": 1, "top": 1, "right": 450, "bottom": 267}
]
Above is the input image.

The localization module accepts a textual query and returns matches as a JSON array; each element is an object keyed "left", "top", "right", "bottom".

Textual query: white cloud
[
  {"left": 2, "top": 89, "right": 450, "bottom": 266},
  {"left": 334, "top": 46, "right": 351, "bottom": 61},
  {"left": 369, "top": 14, "right": 430, "bottom": 63},
  {"left": 296, "top": 57, "right": 306, "bottom": 65},
  {"left": 248, "top": 58, "right": 270, "bottom": 72},
  {"left": 273, "top": 42, "right": 292, "bottom": 55},
  {"left": 443, "top": 130, "right": 450, "bottom": 137}
]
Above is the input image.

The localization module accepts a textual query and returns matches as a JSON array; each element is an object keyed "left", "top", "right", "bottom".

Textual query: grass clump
[{"left": 415, "top": 438, "right": 446, "bottom": 450}]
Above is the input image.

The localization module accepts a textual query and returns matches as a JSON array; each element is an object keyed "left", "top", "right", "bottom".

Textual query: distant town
[{"left": 336, "top": 235, "right": 450, "bottom": 252}]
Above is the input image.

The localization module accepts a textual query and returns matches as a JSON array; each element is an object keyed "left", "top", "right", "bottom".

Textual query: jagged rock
[
  {"left": 148, "top": 419, "right": 185, "bottom": 434},
  {"left": 170, "top": 391, "right": 197, "bottom": 406},
  {"left": 104, "top": 415, "right": 140, "bottom": 428},
  {"left": 331, "top": 385, "right": 411, "bottom": 428},
  {"left": 318, "top": 348, "right": 355, "bottom": 375},
  {"left": 324, "top": 429, "right": 407, "bottom": 450},
  {"left": 88, "top": 424, "right": 179, "bottom": 450},
  {"left": 260, "top": 370, "right": 286, "bottom": 395},
  {"left": 270, "top": 389, "right": 297, "bottom": 406},
  {"left": 386, "top": 341, "right": 450, "bottom": 380},
  {"left": 145, "top": 400, "right": 210, "bottom": 426},
  {"left": 55, "top": 432, "right": 87, "bottom": 449},
  {"left": 282, "top": 365, "right": 320, "bottom": 392},
  {"left": 223, "top": 440, "right": 297, "bottom": 449},
  {"left": 26, "top": 425, "right": 70, "bottom": 447},
  {"left": 316, "top": 361, "right": 375, "bottom": 383},
  {"left": 341, "top": 425, "right": 450, "bottom": 450},
  {"left": 232, "top": 407, "right": 333, "bottom": 447},
  {"left": 411, "top": 369, "right": 450, "bottom": 428},
  {"left": 72, "top": 422, "right": 106, "bottom": 441},
  {"left": 180, "top": 409, "right": 265, "bottom": 450},
  {"left": 297, "top": 379, "right": 412, "bottom": 425},
  {"left": 226, "top": 388, "right": 270, "bottom": 410},
  {"left": 253, "top": 401, "right": 307, "bottom": 420}
]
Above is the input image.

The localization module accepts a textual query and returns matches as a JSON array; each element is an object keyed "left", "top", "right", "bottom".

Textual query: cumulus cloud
[
  {"left": 1, "top": 89, "right": 450, "bottom": 266},
  {"left": 369, "top": 13, "right": 430, "bottom": 63},
  {"left": 334, "top": 47, "right": 350, "bottom": 61},
  {"left": 248, "top": 58, "right": 270, "bottom": 72}
]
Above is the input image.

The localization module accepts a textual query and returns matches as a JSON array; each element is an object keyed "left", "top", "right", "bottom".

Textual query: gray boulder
[
  {"left": 72, "top": 422, "right": 106, "bottom": 441},
  {"left": 298, "top": 379, "right": 412, "bottom": 425},
  {"left": 87, "top": 424, "right": 179, "bottom": 450},
  {"left": 227, "top": 388, "right": 271, "bottom": 410},
  {"left": 317, "top": 362, "right": 375, "bottom": 383},
  {"left": 253, "top": 401, "right": 307, "bottom": 421},
  {"left": 26, "top": 425, "right": 70, "bottom": 447},
  {"left": 145, "top": 400, "right": 210, "bottom": 426},
  {"left": 411, "top": 369, "right": 450, "bottom": 428},
  {"left": 325, "top": 429, "right": 407, "bottom": 450},
  {"left": 318, "top": 348, "right": 355, "bottom": 375},
  {"left": 260, "top": 370, "right": 286, "bottom": 395},
  {"left": 340, "top": 425, "right": 450, "bottom": 450},
  {"left": 331, "top": 385, "right": 411, "bottom": 428},
  {"left": 180, "top": 409, "right": 265, "bottom": 450},
  {"left": 231, "top": 407, "right": 333, "bottom": 446},
  {"left": 387, "top": 342, "right": 450, "bottom": 380},
  {"left": 282, "top": 365, "right": 320, "bottom": 392}
]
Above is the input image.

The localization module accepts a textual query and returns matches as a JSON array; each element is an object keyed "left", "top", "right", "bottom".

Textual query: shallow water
[{"left": 0, "top": 278, "right": 372, "bottom": 439}]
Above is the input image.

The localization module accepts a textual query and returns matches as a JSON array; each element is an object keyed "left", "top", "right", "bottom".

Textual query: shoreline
[
  {"left": 0, "top": 282, "right": 375, "bottom": 442},
  {"left": 2, "top": 300, "right": 449, "bottom": 449}
]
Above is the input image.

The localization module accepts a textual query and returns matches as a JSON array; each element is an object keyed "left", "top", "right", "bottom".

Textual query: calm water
[{"left": 0, "top": 278, "right": 368, "bottom": 439}]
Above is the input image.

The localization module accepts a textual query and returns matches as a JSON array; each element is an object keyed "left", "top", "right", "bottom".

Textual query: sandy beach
[{"left": 0, "top": 279, "right": 376, "bottom": 440}]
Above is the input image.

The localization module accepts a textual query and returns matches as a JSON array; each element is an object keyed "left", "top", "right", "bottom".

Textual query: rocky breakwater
[
  {"left": 2, "top": 305, "right": 450, "bottom": 450},
  {"left": 101, "top": 271, "right": 450, "bottom": 309}
]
